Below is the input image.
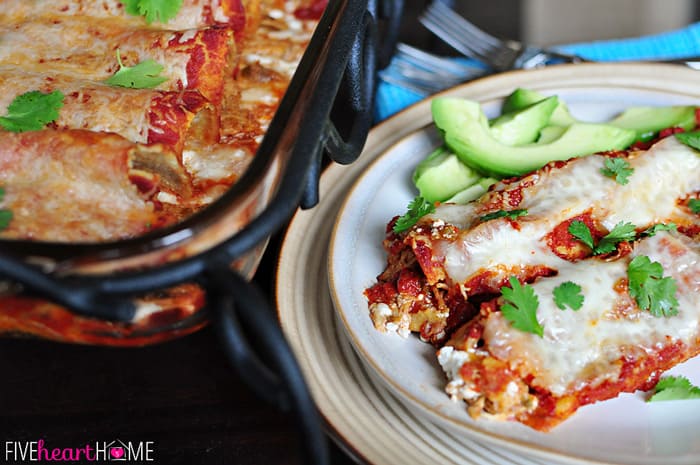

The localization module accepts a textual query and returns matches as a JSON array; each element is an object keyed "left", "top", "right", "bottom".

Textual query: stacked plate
[{"left": 276, "top": 64, "right": 700, "bottom": 465}]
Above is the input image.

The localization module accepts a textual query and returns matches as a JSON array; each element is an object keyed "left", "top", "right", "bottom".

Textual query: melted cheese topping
[
  {"left": 482, "top": 232, "right": 700, "bottom": 396},
  {"left": 0, "top": 0, "right": 321, "bottom": 242},
  {"left": 433, "top": 138, "right": 700, "bottom": 284},
  {"left": 0, "top": 130, "right": 156, "bottom": 241},
  {"left": 0, "top": 20, "right": 221, "bottom": 96},
  {"left": 0, "top": 0, "right": 247, "bottom": 31}
]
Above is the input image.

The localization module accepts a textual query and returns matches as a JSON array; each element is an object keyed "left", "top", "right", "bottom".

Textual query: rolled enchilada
[
  {"left": 365, "top": 136, "right": 700, "bottom": 430},
  {"left": 0, "top": 0, "right": 257, "bottom": 39},
  {"left": 0, "top": 20, "right": 235, "bottom": 105}
]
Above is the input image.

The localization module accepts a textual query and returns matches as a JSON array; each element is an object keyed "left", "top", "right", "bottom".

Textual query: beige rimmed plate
[{"left": 278, "top": 63, "right": 700, "bottom": 465}]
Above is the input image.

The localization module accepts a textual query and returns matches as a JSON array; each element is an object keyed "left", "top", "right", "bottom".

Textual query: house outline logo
[{"left": 106, "top": 439, "right": 128, "bottom": 461}]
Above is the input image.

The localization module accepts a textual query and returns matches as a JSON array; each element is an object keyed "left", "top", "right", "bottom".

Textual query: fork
[
  {"left": 419, "top": 0, "right": 585, "bottom": 71},
  {"left": 379, "top": 42, "right": 487, "bottom": 94}
]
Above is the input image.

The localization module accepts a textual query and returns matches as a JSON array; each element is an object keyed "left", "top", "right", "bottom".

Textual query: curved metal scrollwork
[
  {"left": 301, "top": 0, "right": 404, "bottom": 208},
  {"left": 211, "top": 268, "right": 329, "bottom": 465}
]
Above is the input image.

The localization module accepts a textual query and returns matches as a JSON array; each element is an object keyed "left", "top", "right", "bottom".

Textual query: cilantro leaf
[
  {"left": 104, "top": 50, "right": 168, "bottom": 89},
  {"left": 648, "top": 375, "right": 700, "bottom": 402},
  {"left": 676, "top": 130, "right": 700, "bottom": 151},
  {"left": 120, "top": 0, "right": 141, "bottom": 16},
  {"left": 594, "top": 221, "right": 637, "bottom": 255},
  {"left": 393, "top": 197, "right": 435, "bottom": 233},
  {"left": 568, "top": 220, "right": 595, "bottom": 250},
  {"left": 641, "top": 223, "right": 677, "bottom": 237},
  {"left": 553, "top": 281, "right": 584, "bottom": 310},
  {"left": 689, "top": 199, "right": 700, "bottom": 214},
  {"left": 627, "top": 255, "right": 679, "bottom": 317},
  {"left": 120, "top": 0, "right": 183, "bottom": 24},
  {"left": 500, "top": 276, "right": 543, "bottom": 337},
  {"left": 480, "top": 209, "right": 528, "bottom": 222},
  {"left": 0, "top": 90, "right": 64, "bottom": 132},
  {"left": 600, "top": 158, "right": 634, "bottom": 185},
  {"left": 0, "top": 188, "right": 12, "bottom": 230},
  {"left": 0, "top": 210, "right": 12, "bottom": 230},
  {"left": 569, "top": 220, "right": 636, "bottom": 255}
]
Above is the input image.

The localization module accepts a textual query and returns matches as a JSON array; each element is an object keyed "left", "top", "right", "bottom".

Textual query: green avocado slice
[
  {"left": 503, "top": 88, "right": 697, "bottom": 142},
  {"left": 501, "top": 88, "right": 577, "bottom": 127},
  {"left": 537, "top": 125, "right": 567, "bottom": 144},
  {"left": 432, "top": 97, "right": 637, "bottom": 177},
  {"left": 444, "top": 177, "right": 498, "bottom": 204},
  {"left": 609, "top": 106, "right": 696, "bottom": 140},
  {"left": 413, "top": 146, "right": 483, "bottom": 202},
  {"left": 489, "top": 96, "right": 559, "bottom": 146}
]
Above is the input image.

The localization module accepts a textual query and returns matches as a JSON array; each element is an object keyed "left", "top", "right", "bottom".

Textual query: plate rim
[{"left": 281, "top": 63, "right": 700, "bottom": 465}]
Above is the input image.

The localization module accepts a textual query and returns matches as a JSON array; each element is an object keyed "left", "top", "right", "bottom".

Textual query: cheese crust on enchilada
[
  {"left": 0, "top": 0, "right": 324, "bottom": 242},
  {"left": 365, "top": 136, "right": 700, "bottom": 430},
  {"left": 0, "top": 0, "right": 326, "bottom": 344}
]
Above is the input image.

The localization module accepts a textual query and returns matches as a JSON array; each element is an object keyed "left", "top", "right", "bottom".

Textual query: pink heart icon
[{"left": 110, "top": 447, "right": 124, "bottom": 459}]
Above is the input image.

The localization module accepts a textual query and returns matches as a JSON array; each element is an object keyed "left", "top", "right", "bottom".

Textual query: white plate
[
  {"left": 325, "top": 64, "right": 700, "bottom": 465},
  {"left": 276, "top": 77, "right": 552, "bottom": 464}
]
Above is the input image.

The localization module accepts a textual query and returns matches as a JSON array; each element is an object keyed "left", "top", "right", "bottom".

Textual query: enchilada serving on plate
[
  {"left": 366, "top": 134, "right": 700, "bottom": 430},
  {"left": 328, "top": 64, "right": 700, "bottom": 464}
]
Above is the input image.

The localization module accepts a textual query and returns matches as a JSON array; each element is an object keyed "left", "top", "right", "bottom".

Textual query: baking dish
[
  {"left": 0, "top": 1, "right": 403, "bottom": 462},
  {"left": 0, "top": 0, "right": 397, "bottom": 343}
]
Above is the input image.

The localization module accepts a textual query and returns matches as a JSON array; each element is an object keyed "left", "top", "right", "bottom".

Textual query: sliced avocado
[
  {"left": 501, "top": 88, "right": 577, "bottom": 127},
  {"left": 489, "top": 96, "right": 558, "bottom": 146},
  {"left": 444, "top": 177, "right": 498, "bottom": 204},
  {"left": 505, "top": 89, "right": 697, "bottom": 140},
  {"left": 432, "top": 97, "right": 637, "bottom": 177},
  {"left": 502, "top": 88, "right": 544, "bottom": 113},
  {"left": 537, "top": 125, "right": 567, "bottom": 144},
  {"left": 609, "top": 105, "right": 697, "bottom": 140},
  {"left": 413, "top": 146, "right": 483, "bottom": 202}
]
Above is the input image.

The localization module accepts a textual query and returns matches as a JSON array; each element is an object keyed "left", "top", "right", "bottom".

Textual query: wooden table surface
[{"left": 0, "top": 2, "right": 523, "bottom": 464}]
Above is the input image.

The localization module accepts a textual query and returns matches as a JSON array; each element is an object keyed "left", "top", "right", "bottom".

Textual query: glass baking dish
[
  {"left": 0, "top": 0, "right": 399, "bottom": 346},
  {"left": 0, "top": 2, "right": 405, "bottom": 461}
]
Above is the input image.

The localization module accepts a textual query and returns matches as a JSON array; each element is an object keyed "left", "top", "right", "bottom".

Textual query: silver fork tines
[
  {"left": 379, "top": 43, "right": 486, "bottom": 94},
  {"left": 419, "top": 0, "right": 523, "bottom": 71},
  {"left": 419, "top": 1, "right": 584, "bottom": 71}
]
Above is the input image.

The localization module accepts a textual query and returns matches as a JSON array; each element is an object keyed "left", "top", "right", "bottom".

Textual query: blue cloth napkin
[{"left": 375, "top": 22, "right": 700, "bottom": 122}]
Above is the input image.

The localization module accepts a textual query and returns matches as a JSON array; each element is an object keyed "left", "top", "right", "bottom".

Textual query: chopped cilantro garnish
[
  {"left": 0, "top": 90, "right": 64, "bottom": 133},
  {"left": 568, "top": 220, "right": 636, "bottom": 255},
  {"left": 568, "top": 220, "right": 595, "bottom": 250},
  {"left": 600, "top": 158, "right": 634, "bottom": 185},
  {"left": 675, "top": 130, "right": 700, "bottom": 151},
  {"left": 689, "top": 199, "right": 700, "bottom": 214},
  {"left": 553, "top": 281, "right": 584, "bottom": 311},
  {"left": 104, "top": 50, "right": 168, "bottom": 89},
  {"left": 648, "top": 375, "right": 700, "bottom": 402},
  {"left": 594, "top": 221, "right": 637, "bottom": 255},
  {"left": 627, "top": 255, "right": 679, "bottom": 318},
  {"left": 480, "top": 208, "right": 528, "bottom": 222},
  {"left": 641, "top": 223, "right": 677, "bottom": 237},
  {"left": 393, "top": 196, "right": 435, "bottom": 233},
  {"left": 500, "top": 276, "right": 543, "bottom": 337},
  {"left": 0, "top": 187, "right": 11, "bottom": 230},
  {"left": 120, "top": 0, "right": 183, "bottom": 24},
  {"left": 0, "top": 210, "right": 12, "bottom": 230}
]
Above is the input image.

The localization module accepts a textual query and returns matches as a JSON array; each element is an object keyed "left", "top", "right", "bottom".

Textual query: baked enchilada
[
  {"left": 366, "top": 133, "right": 700, "bottom": 430},
  {"left": 0, "top": 0, "right": 326, "bottom": 343}
]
